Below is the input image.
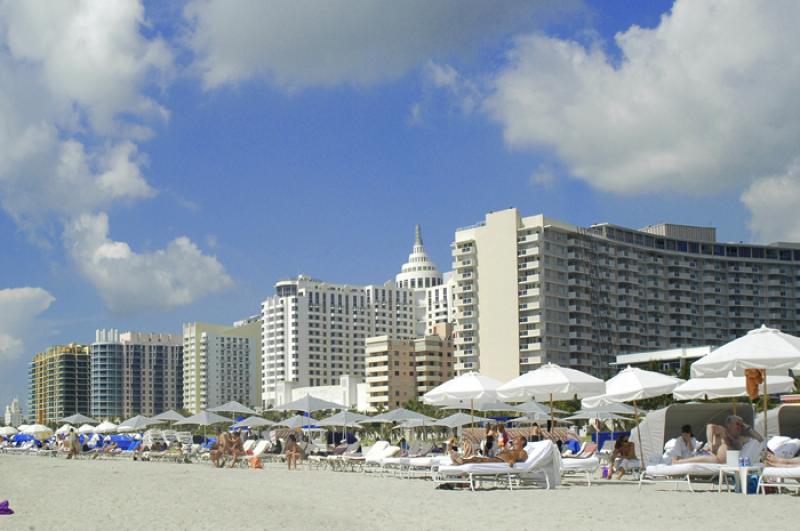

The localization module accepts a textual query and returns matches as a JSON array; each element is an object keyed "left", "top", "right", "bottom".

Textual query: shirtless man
[
  {"left": 675, "top": 415, "right": 763, "bottom": 464},
  {"left": 450, "top": 435, "right": 529, "bottom": 467},
  {"left": 210, "top": 429, "right": 228, "bottom": 468}
]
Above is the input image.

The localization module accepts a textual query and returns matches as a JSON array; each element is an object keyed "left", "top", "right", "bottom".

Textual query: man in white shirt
[{"left": 673, "top": 424, "right": 700, "bottom": 459}]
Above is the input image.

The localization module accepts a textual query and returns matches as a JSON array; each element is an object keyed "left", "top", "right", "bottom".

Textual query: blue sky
[{"left": 2, "top": 0, "right": 798, "bottom": 409}]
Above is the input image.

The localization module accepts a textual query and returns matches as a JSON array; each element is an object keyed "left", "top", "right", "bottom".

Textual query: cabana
[{"left": 755, "top": 404, "right": 800, "bottom": 439}]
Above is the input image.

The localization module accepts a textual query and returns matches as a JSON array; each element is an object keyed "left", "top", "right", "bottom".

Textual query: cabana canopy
[{"left": 754, "top": 404, "right": 800, "bottom": 439}]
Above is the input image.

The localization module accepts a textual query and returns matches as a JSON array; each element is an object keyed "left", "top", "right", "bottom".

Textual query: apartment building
[
  {"left": 261, "top": 275, "right": 415, "bottom": 408},
  {"left": 182, "top": 318, "right": 261, "bottom": 413},
  {"left": 452, "top": 208, "right": 800, "bottom": 380},
  {"left": 364, "top": 323, "right": 454, "bottom": 411},
  {"left": 91, "top": 329, "right": 183, "bottom": 419},
  {"left": 28, "top": 344, "right": 91, "bottom": 424},
  {"left": 4, "top": 398, "right": 23, "bottom": 426}
]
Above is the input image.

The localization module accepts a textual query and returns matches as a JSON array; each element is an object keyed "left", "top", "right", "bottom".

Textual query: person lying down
[
  {"left": 450, "top": 435, "right": 528, "bottom": 467},
  {"left": 674, "top": 415, "right": 763, "bottom": 464}
]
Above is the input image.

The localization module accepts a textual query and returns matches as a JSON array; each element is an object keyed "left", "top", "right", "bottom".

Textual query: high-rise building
[
  {"left": 261, "top": 275, "right": 415, "bottom": 408},
  {"left": 91, "top": 329, "right": 183, "bottom": 419},
  {"left": 364, "top": 323, "right": 455, "bottom": 411},
  {"left": 453, "top": 208, "right": 800, "bottom": 380},
  {"left": 182, "top": 318, "right": 261, "bottom": 413},
  {"left": 4, "top": 397, "right": 23, "bottom": 426},
  {"left": 28, "top": 344, "right": 91, "bottom": 424},
  {"left": 422, "top": 272, "right": 456, "bottom": 336},
  {"left": 395, "top": 225, "right": 444, "bottom": 336}
]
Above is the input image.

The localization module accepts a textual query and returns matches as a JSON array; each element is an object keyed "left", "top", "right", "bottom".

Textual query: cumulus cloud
[
  {"left": 184, "top": 0, "right": 571, "bottom": 90},
  {"left": 0, "top": 287, "right": 55, "bottom": 362},
  {"left": 485, "top": 0, "right": 800, "bottom": 195},
  {"left": 64, "top": 213, "right": 233, "bottom": 314},
  {"left": 529, "top": 164, "right": 556, "bottom": 189},
  {"left": 741, "top": 160, "right": 800, "bottom": 243}
]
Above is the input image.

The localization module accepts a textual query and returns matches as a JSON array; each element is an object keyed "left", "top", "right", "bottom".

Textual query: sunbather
[
  {"left": 449, "top": 435, "right": 528, "bottom": 467},
  {"left": 674, "top": 415, "right": 763, "bottom": 464},
  {"left": 765, "top": 454, "right": 800, "bottom": 467},
  {"left": 606, "top": 435, "right": 636, "bottom": 480},
  {"left": 228, "top": 430, "right": 245, "bottom": 468}
]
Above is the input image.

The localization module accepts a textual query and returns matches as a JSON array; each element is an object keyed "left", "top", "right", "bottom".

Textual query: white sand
[{"left": 0, "top": 455, "right": 795, "bottom": 530}]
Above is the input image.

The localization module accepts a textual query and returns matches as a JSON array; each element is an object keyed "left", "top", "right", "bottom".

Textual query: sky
[{"left": 2, "top": 0, "right": 800, "bottom": 409}]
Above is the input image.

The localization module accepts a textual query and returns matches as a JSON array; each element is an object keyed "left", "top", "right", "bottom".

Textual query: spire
[{"left": 415, "top": 224, "right": 423, "bottom": 246}]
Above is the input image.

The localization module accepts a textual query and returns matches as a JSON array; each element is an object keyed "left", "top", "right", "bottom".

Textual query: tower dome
[{"left": 395, "top": 225, "right": 442, "bottom": 290}]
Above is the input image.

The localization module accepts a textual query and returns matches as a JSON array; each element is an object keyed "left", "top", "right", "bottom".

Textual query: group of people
[{"left": 209, "top": 429, "right": 246, "bottom": 468}]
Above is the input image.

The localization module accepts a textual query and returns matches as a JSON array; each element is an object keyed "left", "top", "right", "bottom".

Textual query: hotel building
[
  {"left": 91, "top": 329, "right": 183, "bottom": 419},
  {"left": 4, "top": 398, "right": 23, "bottom": 426},
  {"left": 364, "top": 323, "right": 455, "bottom": 411},
  {"left": 261, "top": 276, "right": 416, "bottom": 408},
  {"left": 453, "top": 208, "right": 800, "bottom": 380},
  {"left": 182, "top": 318, "right": 261, "bottom": 413},
  {"left": 28, "top": 344, "right": 91, "bottom": 424}
]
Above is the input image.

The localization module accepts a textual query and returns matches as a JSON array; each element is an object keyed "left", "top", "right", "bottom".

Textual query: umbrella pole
[
  {"left": 549, "top": 393, "right": 554, "bottom": 436},
  {"left": 763, "top": 373, "right": 768, "bottom": 438},
  {"left": 633, "top": 400, "right": 645, "bottom": 469}
]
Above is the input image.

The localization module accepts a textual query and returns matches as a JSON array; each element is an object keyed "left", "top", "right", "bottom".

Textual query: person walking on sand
[
  {"left": 285, "top": 433, "right": 303, "bottom": 470},
  {"left": 66, "top": 428, "right": 80, "bottom": 459}
]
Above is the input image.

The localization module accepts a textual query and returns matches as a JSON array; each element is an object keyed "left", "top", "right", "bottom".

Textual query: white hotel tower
[{"left": 261, "top": 276, "right": 416, "bottom": 408}]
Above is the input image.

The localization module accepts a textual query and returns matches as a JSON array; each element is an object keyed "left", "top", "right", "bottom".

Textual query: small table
[{"left": 718, "top": 464, "right": 764, "bottom": 496}]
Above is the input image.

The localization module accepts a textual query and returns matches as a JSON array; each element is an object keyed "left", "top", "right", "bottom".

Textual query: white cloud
[
  {"left": 184, "top": 0, "right": 570, "bottom": 90},
  {"left": 741, "top": 160, "right": 800, "bottom": 243},
  {"left": 64, "top": 213, "right": 233, "bottom": 314},
  {"left": 423, "top": 61, "right": 481, "bottom": 114},
  {"left": 529, "top": 164, "right": 556, "bottom": 189},
  {"left": 485, "top": 0, "right": 800, "bottom": 195},
  {"left": 0, "top": 287, "right": 55, "bottom": 362}
]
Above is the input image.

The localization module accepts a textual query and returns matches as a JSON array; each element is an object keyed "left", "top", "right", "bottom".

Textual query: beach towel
[{"left": 249, "top": 457, "right": 263, "bottom": 469}]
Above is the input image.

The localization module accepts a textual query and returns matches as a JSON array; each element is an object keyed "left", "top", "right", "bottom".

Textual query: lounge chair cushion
[
  {"left": 381, "top": 446, "right": 401, "bottom": 459},
  {"left": 437, "top": 440, "right": 556, "bottom": 475},
  {"left": 645, "top": 462, "right": 722, "bottom": 477},
  {"left": 561, "top": 456, "right": 600, "bottom": 470},
  {"left": 767, "top": 437, "right": 800, "bottom": 459},
  {"left": 761, "top": 466, "right": 800, "bottom": 479}
]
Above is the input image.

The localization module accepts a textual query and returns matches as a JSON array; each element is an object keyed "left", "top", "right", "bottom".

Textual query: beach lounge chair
[
  {"left": 758, "top": 465, "right": 800, "bottom": 494},
  {"left": 561, "top": 443, "right": 600, "bottom": 486},
  {"left": 639, "top": 439, "right": 764, "bottom": 492},
  {"left": 343, "top": 441, "right": 389, "bottom": 472},
  {"left": 381, "top": 442, "right": 435, "bottom": 477},
  {"left": 432, "top": 440, "right": 562, "bottom": 491}
]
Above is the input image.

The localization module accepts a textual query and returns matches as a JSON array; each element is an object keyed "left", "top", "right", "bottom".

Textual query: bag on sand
[{"left": 249, "top": 457, "right": 263, "bottom": 469}]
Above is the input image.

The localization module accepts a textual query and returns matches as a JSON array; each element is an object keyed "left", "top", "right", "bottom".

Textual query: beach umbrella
[
  {"left": 208, "top": 401, "right": 257, "bottom": 415},
  {"left": 16, "top": 424, "right": 29, "bottom": 431},
  {"left": 423, "top": 372, "right": 502, "bottom": 426},
  {"left": 564, "top": 410, "right": 631, "bottom": 421},
  {"left": 498, "top": 363, "right": 605, "bottom": 432},
  {"left": 23, "top": 424, "right": 53, "bottom": 440},
  {"left": 691, "top": 325, "right": 800, "bottom": 434},
  {"left": 59, "top": 413, "right": 97, "bottom": 425},
  {"left": 673, "top": 372, "right": 795, "bottom": 400},
  {"left": 55, "top": 424, "right": 74, "bottom": 435},
  {"left": 232, "top": 416, "right": 276, "bottom": 429},
  {"left": 175, "top": 411, "right": 233, "bottom": 427},
  {"left": 434, "top": 412, "right": 491, "bottom": 429},
  {"left": 271, "top": 394, "right": 347, "bottom": 413},
  {"left": 274, "top": 414, "right": 319, "bottom": 429},
  {"left": 588, "top": 366, "right": 682, "bottom": 465},
  {"left": 150, "top": 410, "right": 186, "bottom": 423},
  {"left": 514, "top": 400, "right": 554, "bottom": 415},
  {"left": 94, "top": 421, "right": 118, "bottom": 434},
  {"left": 78, "top": 423, "right": 95, "bottom": 434},
  {"left": 0, "top": 426, "right": 18, "bottom": 436},
  {"left": 117, "top": 415, "right": 156, "bottom": 432},
  {"left": 366, "top": 408, "right": 435, "bottom": 424},
  {"left": 471, "top": 401, "right": 523, "bottom": 413}
]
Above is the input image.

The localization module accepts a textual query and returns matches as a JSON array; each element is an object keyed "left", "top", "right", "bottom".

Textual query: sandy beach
[{"left": 0, "top": 455, "right": 795, "bottom": 530}]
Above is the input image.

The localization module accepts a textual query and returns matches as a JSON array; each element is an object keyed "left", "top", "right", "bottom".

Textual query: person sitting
[
  {"left": 450, "top": 435, "right": 529, "bottom": 467},
  {"left": 668, "top": 424, "right": 700, "bottom": 461},
  {"left": 397, "top": 437, "right": 409, "bottom": 457},
  {"left": 210, "top": 430, "right": 227, "bottom": 468},
  {"left": 674, "top": 415, "right": 763, "bottom": 464},
  {"left": 606, "top": 435, "right": 637, "bottom": 480},
  {"left": 479, "top": 424, "right": 496, "bottom": 457},
  {"left": 285, "top": 433, "right": 303, "bottom": 470},
  {"left": 562, "top": 433, "right": 581, "bottom": 456},
  {"left": 496, "top": 423, "right": 510, "bottom": 451}
]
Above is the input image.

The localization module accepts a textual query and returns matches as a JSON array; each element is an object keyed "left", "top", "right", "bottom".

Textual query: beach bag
[{"left": 249, "top": 457, "right": 263, "bottom": 469}]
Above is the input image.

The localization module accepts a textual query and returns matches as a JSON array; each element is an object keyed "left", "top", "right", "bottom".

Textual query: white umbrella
[
  {"left": 78, "top": 423, "right": 95, "bottom": 434},
  {"left": 514, "top": 400, "right": 554, "bottom": 415},
  {"left": 435, "top": 412, "right": 491, "bottom": 429},
  {"left": 423, "top": 373, "right": 502, "bottom": 404},
  {"left": 471, "top": 401, "right": 523, "bottom": 412},
  {"left": 271, "top": 394, "right": 347, "bottom": 413},
  {"left": 274, "top": 414, "right": 319, "bottom": 429},
  {"left": 150, "top": 410, "right": 186, "bottom": 423},
  {"left": 94, "top": 421, "right": 118, "bottom": 434},
  {"left": 365, "top": 408, "right": 435, "bottom": 424},
  {"left": 174, "top": 411, "right": 232, "bottom": 427},
  {"left": 232, "top": 416, "right": 276, "bottom": 429},
  {"left": 498, "top": 363, "right": 605, "bottom": 431},
  {"left": 564, "top": 410, "right": 631, "bottom": 421},
  {"left": 317, "top": 411, "right": 370, "bottom": 429},
  {"left": 23, "top": 424, "right": 53, "bottom": 440},
  {"left": 691, "top": 325, "right": 800, "bottom": 434},
  {"left": 208, "top": 401, "right": 257, "bottom": 415},
  {"left": 117, "top": 415, "right": 156, "bottom": 432},
  {"left": 59, "top": 413, "right": 97, "bottom": 425},
  {"left": 55, "top": 424, "right": 74, "bottom": 435},
  {"left": 591, "top": 366, "right": 683, "bottom": 465},
  {"left": 0, "top": 426, "right": 18, "bottom": 436},
  {"left": 673, "top": 372, "right": 796, "bottom": 400},
  {"left": 16, "top": 424, "right": 29, "bottom": 431}
]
